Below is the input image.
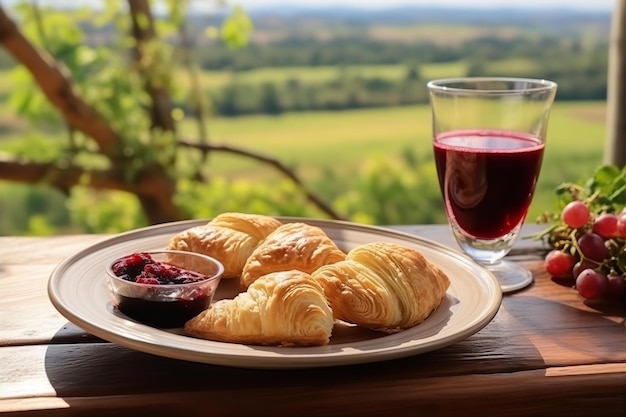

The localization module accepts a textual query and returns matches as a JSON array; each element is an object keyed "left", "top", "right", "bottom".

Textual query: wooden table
[{"left": 1, "top": 225, "right": 625, "bottom": 417}]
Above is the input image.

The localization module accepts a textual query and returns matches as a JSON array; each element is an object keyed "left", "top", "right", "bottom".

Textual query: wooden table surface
[{"left": 1, "top": 224, "right": 625, "bottom": 417}]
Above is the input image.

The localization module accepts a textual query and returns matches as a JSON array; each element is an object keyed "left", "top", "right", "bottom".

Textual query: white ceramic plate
[{"left": 48, "top": 218, "right": 502, "bottom": 369}]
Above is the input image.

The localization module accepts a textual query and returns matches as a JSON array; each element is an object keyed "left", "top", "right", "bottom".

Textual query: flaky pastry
[
  {"left": 167, "top": 212, "right": 282, "bottom": 279},
  {"left": 312, "top": 242, "right": 450, "bottom": 333},
  {"left": 240, "top": 222, "right": 346, "bottom": 289},
  {"left": 184, "top": 270, "right": 334, "bottom": 346}
]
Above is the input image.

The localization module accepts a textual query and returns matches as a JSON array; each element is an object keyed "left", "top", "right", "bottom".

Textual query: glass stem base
[{"left": 481, "top": 259, "right": 533, "bottom": 293}]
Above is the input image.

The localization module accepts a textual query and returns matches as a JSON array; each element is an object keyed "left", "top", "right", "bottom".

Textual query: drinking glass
[{"left": 427, "top": 77, "right": 557, "bottom": 293}]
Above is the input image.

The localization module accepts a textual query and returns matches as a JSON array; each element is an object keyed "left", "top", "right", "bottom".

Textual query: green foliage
[
  {"left": 0, "top": 182, "right": 70, "bottom": 236},
  {"left": 533, "top": 164, "right": 626, "bottom": 276},
  {"left": 66, "top": 187, "right": 147, "bottom": 234},
  {"left": 1, "top": 132, "right": 63, "bottom": 161},
  {"left": 332, "top": 152, "right": 446, "bottom": 225},
  {"left": 7, "top": 5, "right": 90, "bottom": 124},
  {"left": 173, "top": 177, "right": 327, "bottom": 220},
  {"left": 547, "top": 165, "right": 626, "bottom": 217},
  {"left": 220, "top": 6, "right": 253, "bottom": 49},
  {"left": 535, "top": 164, "right": 626, "bottom": 239},
  {"left": 7, "top": 67, "right": 56, "bottom": 123},
  {"left": 69, "top": 151, "right": 445, "bottom": 230},
  {"left": 27, "top": 214, "right": 59, "bottom": 236},
  {"left": 0, "top": 4, "right": 613, "bottom": 235},
  {"left": 6, "top": 2, "right": 158, "bottom": 177}
]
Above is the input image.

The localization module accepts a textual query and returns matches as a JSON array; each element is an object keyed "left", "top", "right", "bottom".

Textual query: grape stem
[
  {"left": 525, "top": 224, "right": 558, "bottom": 242},
  {"left": 570, "top": 228, "right": 608, "bottom": 270}
]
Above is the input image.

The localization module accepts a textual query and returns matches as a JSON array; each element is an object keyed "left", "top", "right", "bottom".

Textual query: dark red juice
[
  {"left": 116, "top": 294, "right": 210, "bottom": 328},
  {"left": 433, "top": 130, "right": 544, "bottom": 239}
]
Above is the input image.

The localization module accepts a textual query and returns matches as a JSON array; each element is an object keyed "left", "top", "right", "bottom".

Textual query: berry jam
[
  {"left": 109, "top": 252, "right": 213, "bottom": 328},
  {"left": 114, "top": 294, "right": 210, "bottom": 328},
  {"left": 111, "top": 252, "right": 208, "bottom": 285}
]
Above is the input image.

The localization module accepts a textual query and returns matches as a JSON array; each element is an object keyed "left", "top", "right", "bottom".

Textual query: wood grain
[{"left": 0, "top": 227, "right": 624, "bottom": 417}]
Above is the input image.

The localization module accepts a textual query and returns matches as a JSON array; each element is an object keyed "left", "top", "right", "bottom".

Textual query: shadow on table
[{"left": 43, "top": 295, "right": 624, "bottom": 405}]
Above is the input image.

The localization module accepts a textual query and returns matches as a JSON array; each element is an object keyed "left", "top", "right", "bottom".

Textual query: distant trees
[
  {"left": 204, "top": 58, "right": 607, "bottom": 117},
  {"left": 208, "top": 74, "right": 430, "bottom": 116},
  {"left": 4, "top": 4, "right": 609, "bottom": 120},
  {"left": 194, "top": 33, "right": 609, "bottom": 117}
]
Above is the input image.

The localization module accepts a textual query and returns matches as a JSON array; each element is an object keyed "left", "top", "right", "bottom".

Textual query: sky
[
  {"left": 233, "top": 0, "right": 616, "bottom": 12},
  {"left": 1, "top": 0, "right": 615, "bottom": 16},
  {"left": 2, "top": 0, "right": 616, "bottom": 13}
]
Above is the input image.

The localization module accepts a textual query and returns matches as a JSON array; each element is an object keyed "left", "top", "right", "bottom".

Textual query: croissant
[
  {"left": 312, "top": 242, "right": 450, "bottom": 333},
  {"left": 167, "top": 212, "right": 282, "bottom": 279},
  {"left": 240, "top": 222, "right": 346, "bottom": 290},
  {"left": 184, "top": 270, "right": 334, "bottom": 346}
]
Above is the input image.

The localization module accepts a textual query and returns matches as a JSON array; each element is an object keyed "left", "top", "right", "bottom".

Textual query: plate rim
[{"left": 48, "top": 217, "right": 502, "bottom": 369}]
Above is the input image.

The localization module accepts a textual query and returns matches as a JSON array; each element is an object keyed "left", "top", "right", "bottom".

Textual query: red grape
[
  {"left": 592, "top": 213, "right": 619, "bottom": 238},
  {"left": 577, "top": 232, "right": 609, "bottom": 262},
  {"left": 561, "top": 201, "right": 590, "bottom": 228},
  {"left": 617, "top": 213, "right": 626, "bottom": 238},
  {"left": 606, "top": 274, "right": 626, "bottom": 302},
  {"left": 544, "top": 250, "right": 574, "bottom": 277},
  {"left": 575, "top": 269, "right": 608, "bottom": 300},
  {"left": 537, "top": 167, "right": 625, "bottom": 306},
  {"left": 572, "top": 259, "right": 598, "bottom": 278}
]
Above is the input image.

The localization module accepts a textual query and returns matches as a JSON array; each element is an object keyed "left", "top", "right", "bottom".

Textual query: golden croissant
[
  {"left": 167, "top": 212, "right": 282, "bottom": 279},
  {"left": 312, "top": 242, "right": 450, "bottom": 333},
  {"left": 240, "top": 222, "right": 346, "bottom": 289},
  {"left": 184, "top": 270, "right": 334, "bottom": 347}
]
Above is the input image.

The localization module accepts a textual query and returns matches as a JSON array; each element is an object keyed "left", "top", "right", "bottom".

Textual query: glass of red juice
[{"left": 427, "top": 77, "right": 557, "bottom": 293}]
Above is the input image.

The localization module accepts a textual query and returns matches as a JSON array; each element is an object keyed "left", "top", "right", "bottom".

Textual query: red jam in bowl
[{"left": 107, "top": 251, "right": 223, "bottom": 328}]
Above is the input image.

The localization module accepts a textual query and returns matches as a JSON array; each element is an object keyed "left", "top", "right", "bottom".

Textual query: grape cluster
[{"left": 536, "top": 165, "right": 626, "bottom": 305}]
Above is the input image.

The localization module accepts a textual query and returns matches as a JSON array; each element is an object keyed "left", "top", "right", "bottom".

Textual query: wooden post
[{"left": 605, "top": 0, "right": 626, "bottom": 167}]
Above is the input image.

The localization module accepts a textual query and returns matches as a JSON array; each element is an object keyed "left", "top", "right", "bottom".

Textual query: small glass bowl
[{"left": 106, "top": 250, "right": 224, "bottom": 328}]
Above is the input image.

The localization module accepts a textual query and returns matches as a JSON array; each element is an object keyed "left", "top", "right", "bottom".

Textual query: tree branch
[
  {"left": 177, "top": 18, "right": 210, "bottom": 144},
  {"left": 0, "top": 6, "right": 123, "bottom": 159},
  {"left": 178, "top": 140, "right": 345, "bottom": 220},
  {"left": 0, "top": 153, "right": 127, "bottom": 191},
  {"left": 128, "top": 0, "right": 176, "bottom": 133},
  {"left": 0, "top": 144, "right": 344, "bottom": 221},
  {"left": 0, "top": 153, "right": 180, "bottom": 196}
]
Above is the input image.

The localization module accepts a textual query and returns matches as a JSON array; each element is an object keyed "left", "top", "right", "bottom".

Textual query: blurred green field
[
  {"left": 0, "top": 4, "right": 612, "bottom": 235},
  {"left": 0, "top": 60, "right": 607, "bottom": 229},
  {"left": 173, "top": 58, "right": 533, "bottom": 91},
  {"left": 182, "top": 100, "right": 606, "bottom": 222}
]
